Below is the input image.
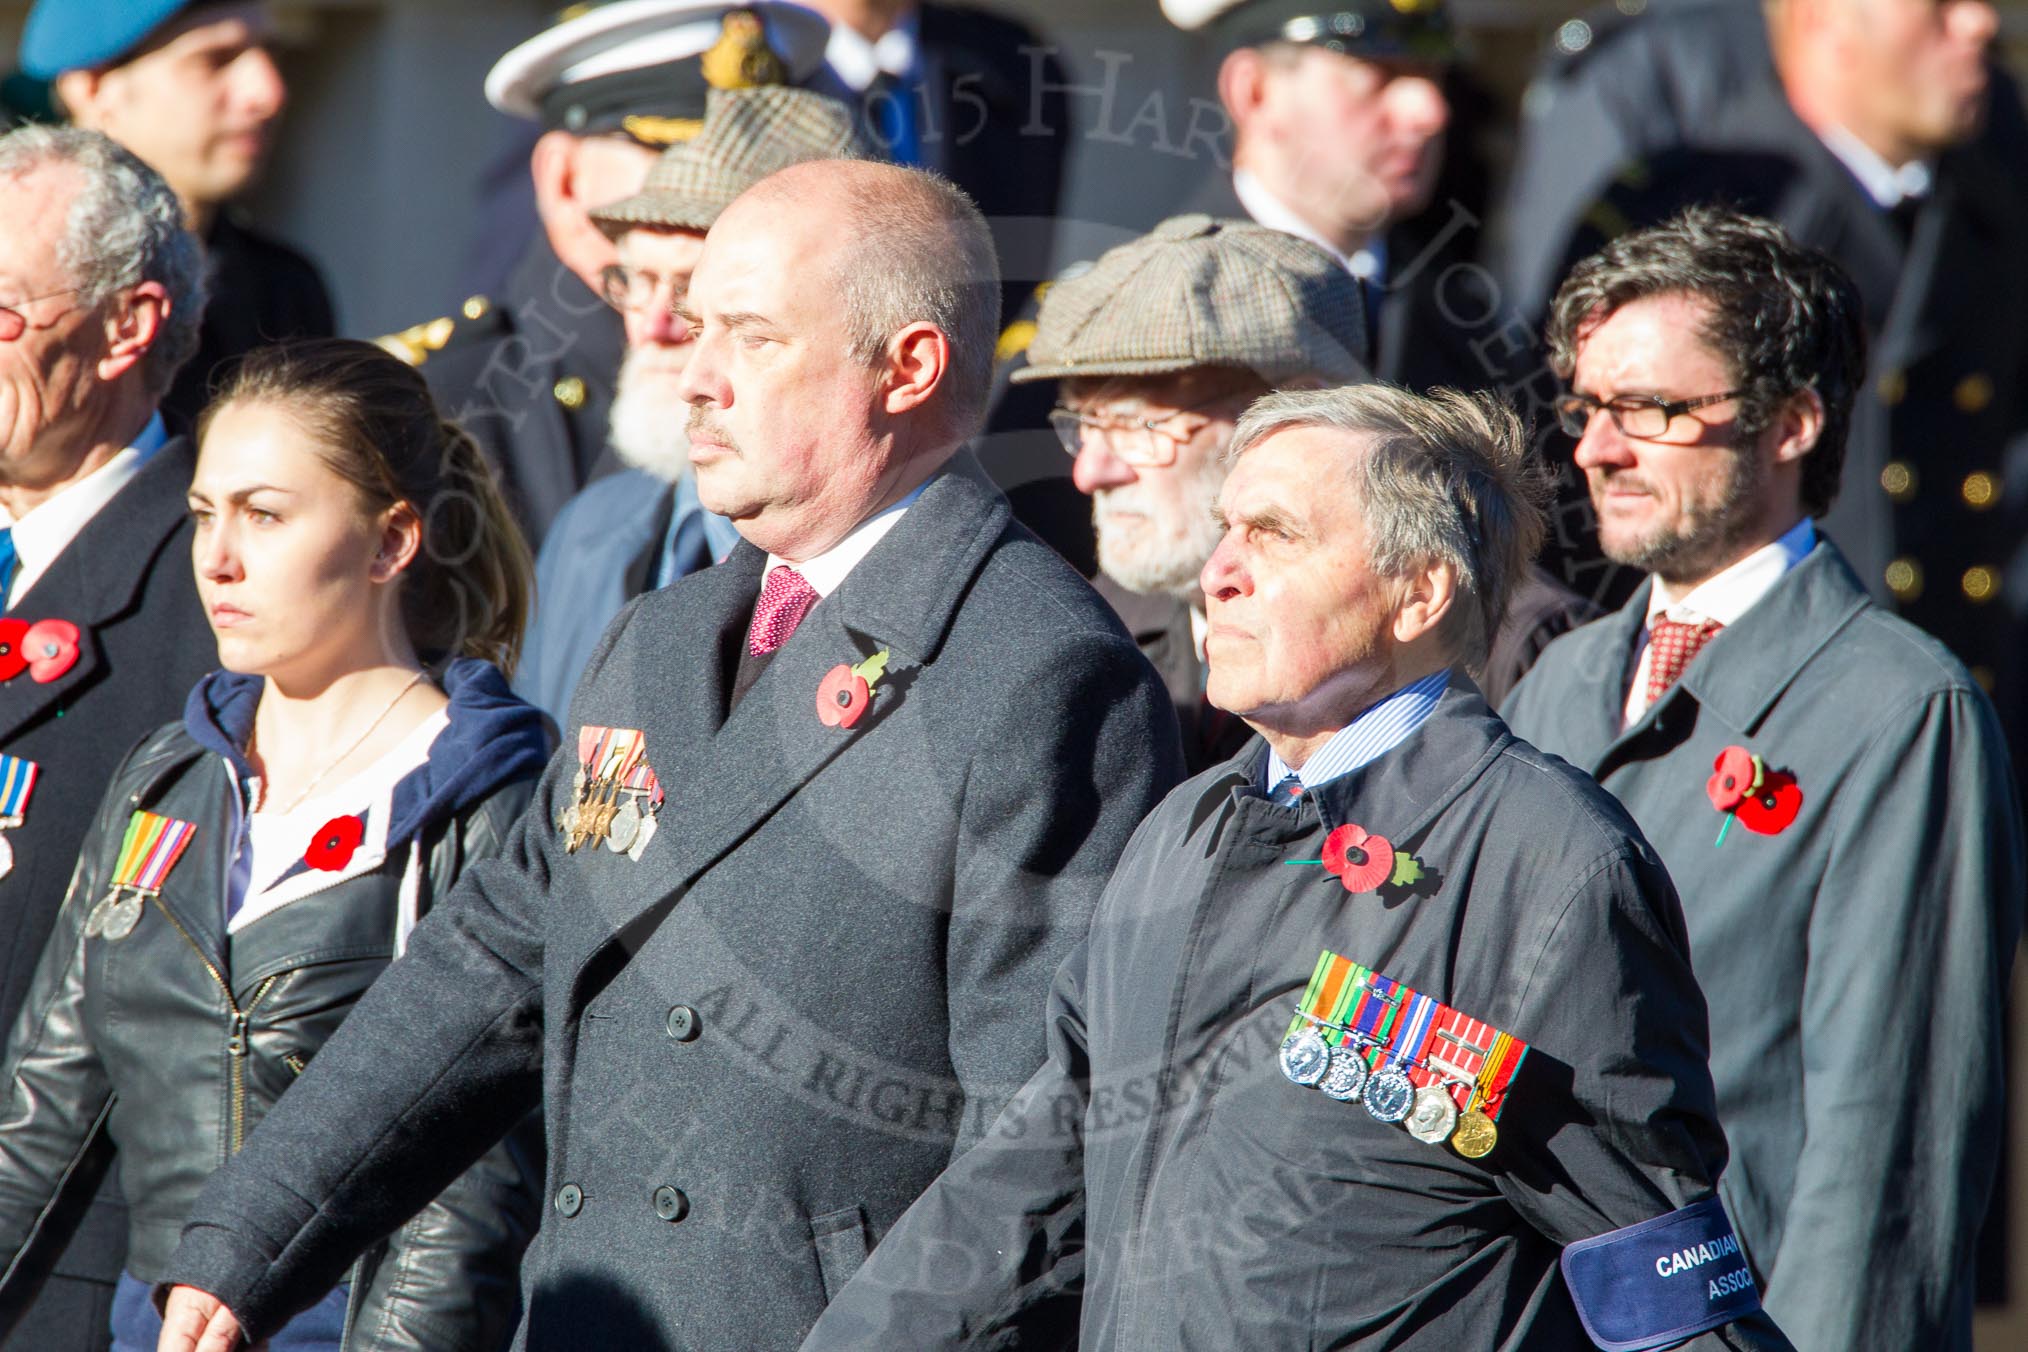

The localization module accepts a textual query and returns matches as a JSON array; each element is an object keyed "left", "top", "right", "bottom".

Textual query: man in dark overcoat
[
  {"left": 0, "top": 126, "right": 214, "bottom": 1351},
  {"left": 157, "top": 159, "right": 1184, "bottom": 1352},
  {"left": 804, "top": 383, "right": 1790, "bottom": 1351},
  {"left": 1504, "top": 209, "right": 2024, "bottom": 1352}
]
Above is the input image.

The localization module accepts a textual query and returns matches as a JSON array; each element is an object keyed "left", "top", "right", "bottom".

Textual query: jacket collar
[{"left": 181, "top": 657, "right": 550, "bottom": 853}]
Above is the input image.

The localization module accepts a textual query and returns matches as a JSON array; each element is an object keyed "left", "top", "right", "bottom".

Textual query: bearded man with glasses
[{"left": 1505, "top": 206, "right": 2024, "bottom": 1352}]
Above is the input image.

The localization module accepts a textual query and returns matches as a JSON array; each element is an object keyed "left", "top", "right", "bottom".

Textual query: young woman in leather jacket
[{"left": 0, "top": 340, "right": 552, "bottom": 1352}]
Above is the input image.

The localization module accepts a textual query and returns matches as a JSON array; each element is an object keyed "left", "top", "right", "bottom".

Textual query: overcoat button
[
  {"left": 666, "top": 1005, "right": 699, "bottom": 1042},
  {"left": 555, "top": 1183, "right": 583, "bottom": 1217},
  {"left": 653, "top": 1185, "right": 689, "bottom": 1222}
]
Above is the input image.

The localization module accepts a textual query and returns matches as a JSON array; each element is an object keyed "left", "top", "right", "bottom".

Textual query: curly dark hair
[{"left": 1545, "top": 206, "right": 1867, "bottom": 517}]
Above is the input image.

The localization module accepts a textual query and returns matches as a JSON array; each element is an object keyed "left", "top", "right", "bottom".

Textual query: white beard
[
  {"left": 1093, "top": 459, "right": 1227, "bottom": 600},
  {"left": 607, "top": 347, "right": 693, "bottom": 483}
]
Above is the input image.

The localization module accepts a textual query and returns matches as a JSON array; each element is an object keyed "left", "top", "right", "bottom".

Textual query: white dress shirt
[
  {"left": 3, "top": 412, "right": 168, "bottom": 608},
  {"left": 1624, "top": 518, "right": 1816, "bottom": 725},
  {"left": 1818, "top": 124, "right": 1933, "bottom": 210},
  {"left": 764, "top": 478, "right": 931, "bottom": 599},
  {"left": 825, "top": 12, "right": 919, "bottom": 92},
  {"left": 1232, "top": 169, "right": 1386, "bottom": 283}
]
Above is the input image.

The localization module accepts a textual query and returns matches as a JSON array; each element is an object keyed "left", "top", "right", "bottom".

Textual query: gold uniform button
[
  {"left": 1880, "top": 461, "right": 1916, "bottom": 501},
  {"left": 1961, "top": 471, "right": 1998, "bottom": 509},
  {"left": 1962, "top": 566, "right": 1999, "bottom": 603},
  {"left": 1885, "top": 558, "right": 1923, "bottom": 601},
  {"left": 554, "top": 376, "right": 587, "bottom": 410},
  {"left": 1877, "top": 369, "right": 1907, "bottom": 406},
  {"left": 462, "top": 295, "right": 491, "bottom": 321},
  {"left": 1955, "top": 373, "right": 1994, "bottom": 414},
  {"left": 423, "top": 316, "right": 454, "bottom": 348}
]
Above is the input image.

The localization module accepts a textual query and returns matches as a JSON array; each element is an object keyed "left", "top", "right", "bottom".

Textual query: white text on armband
[
  {"left": 1709, "top": 1267, "right": 1755, "bottom": 1300},
  {"left": 1654, "top": 1234, "right": 1741, "bottom": 1278}
]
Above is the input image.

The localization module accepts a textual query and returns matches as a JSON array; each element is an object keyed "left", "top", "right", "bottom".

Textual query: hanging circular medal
[
  {"left": 1451, "top": 1109, "right": 1498, "bottom": 1159},
  {"left": 1279, "top": 1028, "right": 1331, "bottom": 1086},
  {"left": 100, "top": 891, "right": 144, "bottom": 940},
  {"left": 1405, "top": 1086, "right": 1460, "bottom": 1144},
  {"left": 1318, "top": 1045, "right": 1369, "bottom": 1102},
  {"left": 606, "top": 798, "right": 642, "bottom": 854},
  {"left": 83, "top": 891, "right": 116, "bottom": 939},
  {"left": 1362, "top": 1065, "right": 1416, "bottom": 1123},
  {"left": 0, "top": 832, "right": 13, "bottom": 882}
]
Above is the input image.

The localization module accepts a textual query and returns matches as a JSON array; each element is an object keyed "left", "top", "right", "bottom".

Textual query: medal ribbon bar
[
  {"left": 0, "top": 754, "right": 37, "bottom": 826},
  {"left": 110, "top": 811, "right": 197, "bottom": 896}
]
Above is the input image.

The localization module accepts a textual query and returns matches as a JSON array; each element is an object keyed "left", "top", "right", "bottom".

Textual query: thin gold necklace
[{"left": 256, "top": 669, "right": 428, "bottom": 815}]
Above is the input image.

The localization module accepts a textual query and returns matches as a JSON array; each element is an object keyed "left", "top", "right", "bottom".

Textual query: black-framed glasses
[
  {"left": 1554, "top": 388, "right": 1747, "bottom": 439},
  {"left": 0, "top": 286, "right": 83, "bottom": 343},
  {"left": 596, "top": 263, "right": 685, "bottom": 318},
  {"left": 1046, "top": 395, "right": 1244, "bottom": 467}
]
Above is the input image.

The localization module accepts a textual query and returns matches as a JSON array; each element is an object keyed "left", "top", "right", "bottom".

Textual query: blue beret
[{"left": 20, "top": 0, "right": 197, "bottom": 80}]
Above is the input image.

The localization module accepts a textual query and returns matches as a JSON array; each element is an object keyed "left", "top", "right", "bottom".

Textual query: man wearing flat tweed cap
[{"left": 516, "top": 84, "right": 869, "bottom": 722}]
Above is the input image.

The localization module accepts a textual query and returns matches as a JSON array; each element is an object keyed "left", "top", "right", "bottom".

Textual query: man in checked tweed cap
[{"left": 515, "top": 84, "right": 869, "bottom": 721}]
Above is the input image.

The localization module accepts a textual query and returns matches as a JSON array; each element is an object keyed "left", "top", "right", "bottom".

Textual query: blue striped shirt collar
[{"left": 1263, "top": 669, "right": 1452, "bottom": 794}]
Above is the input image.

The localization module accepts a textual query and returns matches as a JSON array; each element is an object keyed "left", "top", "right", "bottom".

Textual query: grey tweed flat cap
[
  {"left": 1011, "top": 214, "right": 1370, "bottom": 386},
  {"left": 591, "top": 84, "right": 870, "bottom": 236}
]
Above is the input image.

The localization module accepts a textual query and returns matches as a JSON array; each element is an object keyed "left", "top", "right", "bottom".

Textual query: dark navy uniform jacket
[
  {"left": 165, "top": 217, "right": 333, "bottom": 431},
  {"left": 804, "top": 679, "right": 1792, "bottom": 1351}
]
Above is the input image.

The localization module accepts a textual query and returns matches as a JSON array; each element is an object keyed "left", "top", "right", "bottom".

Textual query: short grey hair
[
  {"left": 830, "top": 165, "right": 1001, "bottom": 438},
  {"left": 0, "top": 125, "right": 207, "bottom": 399},
  {"left": 1227, "top": 384, "right": 1548, "bottom": 674}
]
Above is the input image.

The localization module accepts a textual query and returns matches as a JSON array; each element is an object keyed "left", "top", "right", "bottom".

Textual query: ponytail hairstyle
[{"left": 198, "top": 339, "right": 534, "bottom": 675}]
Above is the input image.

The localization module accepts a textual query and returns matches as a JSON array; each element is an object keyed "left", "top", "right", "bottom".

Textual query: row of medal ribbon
[
  {"left": 1279, "top": 949, "right": 1529, "bottom": 1160},
  {"left": 558, "top": 725, "right": 664, "bottom": 859},
  {"left": 83, "top": 810, "right": 198, "bottom": 941}
]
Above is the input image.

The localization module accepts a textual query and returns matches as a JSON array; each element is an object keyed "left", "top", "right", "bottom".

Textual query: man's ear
[
  {"left": 1217, "top": 48, "right": 1268, "bottom": 129},
  {"left": 51, "top": 69, "right": 107, "bottom": 127},
  {"left": 1770, "top": 387, "right": 1825, "bottom": 467},
  {"left": 882, "top": 321, "right": 949, "bottom": 417},
  {"left": 528, "top": 130, "right": 580, "bottom": 225},
  {"left": 96, "top": 281, "right": 169, "bottom": 383},
  {"left": 1392, "top": 558, "right": 1457, "bottom": 647}
]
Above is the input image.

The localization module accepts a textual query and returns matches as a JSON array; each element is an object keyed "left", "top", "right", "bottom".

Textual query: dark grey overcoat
[
  {"left": 159, "top": 469, "right": 1185, "bottom": 1350},
  {"left": 1503, "top": 540, "right": 2025, "bottom": 1351},
  {"left": 805, "top": 680, "right": 1792, "bottom": 1350}
]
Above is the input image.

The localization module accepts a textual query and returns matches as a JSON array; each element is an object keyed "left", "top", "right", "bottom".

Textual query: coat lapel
[
  {"left": 0, "top": 438, "right": 194, "bottom": 744},
  {"left": 587, "top": 471, "right": 1012, "bottom": 947}
]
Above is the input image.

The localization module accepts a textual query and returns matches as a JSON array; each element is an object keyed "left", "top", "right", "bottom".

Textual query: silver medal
[
  {"left": 1279, "top": 1028, "right": 1331, "bottom": 1086},
  {"left": 1319, "top": 1046, "right": 1369, "bottom": 1102},
  {"left": 1362, "top": 1067, "right": 1416, "bottom": 1123},
  {"left": 1404, "top": 1085, "right": 1461, "bottom": 1144},
  {"left": 627, "top": 809, "right": 658, "bottom": 861},
  {"left": 84, "top": 892, "right": 115, "bottom": 938},
  {"left": 606, "top": 799, "right": 641, "bottom": 854},
  {"left": 0, "top": 832, "right": 14, "bottom": 881},
  {"left": 100, "top": 893, "right": 144, "bottom": 941}
]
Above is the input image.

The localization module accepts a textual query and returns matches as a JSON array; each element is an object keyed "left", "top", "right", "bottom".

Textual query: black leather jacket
[{"left": 0, "top": 708, "right": 543, "bottom": 1351}]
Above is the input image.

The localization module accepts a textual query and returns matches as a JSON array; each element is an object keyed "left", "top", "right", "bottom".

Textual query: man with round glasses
[
  {"left": 515, "top": 82, "right": 867, "bottom": 722},
  {"left": 1014, "top": 215, "right": 1368, "bottom": 771},
  {"left": 1505, "top": 206, "right": 2023, "bottom": 1352}
]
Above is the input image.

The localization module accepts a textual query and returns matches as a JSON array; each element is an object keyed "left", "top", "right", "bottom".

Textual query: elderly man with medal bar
[{"left": 803, "top": 382, "right": 1792, "bottom": 1351}]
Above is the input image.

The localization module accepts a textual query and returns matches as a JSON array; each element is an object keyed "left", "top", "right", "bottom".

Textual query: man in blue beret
[{"left": 20, "top": 0, "right": 333, "bottom": 430}]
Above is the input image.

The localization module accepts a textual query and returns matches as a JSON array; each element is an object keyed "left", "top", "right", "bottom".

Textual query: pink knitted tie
[
  {"left": 1645, "top": 617, "right": 1723, "bottom": 704},
  {"left": 748, "top": 566, "right": 819, "bottom": 656}
]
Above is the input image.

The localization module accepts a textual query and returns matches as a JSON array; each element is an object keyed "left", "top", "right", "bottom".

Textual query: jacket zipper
[{"left": 153, "top": 899, "right": 280, "bottom": 1153}]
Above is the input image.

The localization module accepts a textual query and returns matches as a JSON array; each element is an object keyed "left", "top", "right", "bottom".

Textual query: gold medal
[{"left": 1451, "top": 1109, "right": 1498, "bottom": 1158}]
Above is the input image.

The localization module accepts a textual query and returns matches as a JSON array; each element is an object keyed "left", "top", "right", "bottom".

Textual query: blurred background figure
[
  {"left": 516, "top": 83, "right": 868, "bottom": 723},
  {"left": 801, "top": 0, "right": 1070, "bottom": 322},
  {"left": 1497, "top": 0, "right": 2028, "bottom": 761},
  {"left": 0, "top": 337, "right": 547, "bottom": 1352},
  {"left": 376, "top": 0, "right": 831, "bottom": 549},
  {"left": 19, "top": 0, "right": 333, "bottom": 430},
  {"left": 0, "top": 124, "right": 212, "bottom": 1352}
]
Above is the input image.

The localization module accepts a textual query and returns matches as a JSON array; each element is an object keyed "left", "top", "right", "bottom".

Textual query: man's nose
[
  {"left": 1200, "top": 530, "right": 1248, "bottom": 601},
  {"left": 1072, "top": 438, "right": 1138, "bottom": 495},
  {"left": 1571, "top": 410, "right": 1635, "bottom": 472},
  {"left": 234, "top": 47, "right": 287, "bottom": 119}
]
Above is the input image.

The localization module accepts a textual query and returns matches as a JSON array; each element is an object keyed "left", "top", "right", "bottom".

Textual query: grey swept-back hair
[
  {"left": 0, "top": 125, "right": 207, "bottom": 400},
  {"left": 1226, "top": 383, "right": 1548, "bottom": 674}
]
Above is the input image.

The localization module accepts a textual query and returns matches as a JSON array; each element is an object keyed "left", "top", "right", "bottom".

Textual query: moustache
[{"left": 686, "top": 407, "right": 738, "bottom": 453}]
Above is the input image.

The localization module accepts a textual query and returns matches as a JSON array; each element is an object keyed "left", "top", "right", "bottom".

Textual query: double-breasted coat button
[
  {"left": 653, "top": 1185, "right": 689, "bottom": 1222},
  {"left": 1962, "top": 566, "right": 1999, "bottom": 603},
  {"left": 554, "top": 376, "right": 587, "bottom": 410},
  {"left": 1961, "top": 472, "right": 1998, "bottom": 509},
  {"left": 1885, "top": 558, "right": 1923, "bottom": 602},
  {"left": 666, "top": 1005, "right": 700, "bottom": 1042},
  {"left": 1880, "top": 461, "right": 1916, "bottom": 502},
  {"left": 555, "top": 1183, "right": 583, "bottom": 1217}
]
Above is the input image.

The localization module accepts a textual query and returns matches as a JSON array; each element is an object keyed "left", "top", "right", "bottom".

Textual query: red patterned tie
[
  {"left": 1645, "top": 617, "right": 1723, "bottom": 705},
  {"left": 748, "top": 566, "right": 819, "bottom": 656}
]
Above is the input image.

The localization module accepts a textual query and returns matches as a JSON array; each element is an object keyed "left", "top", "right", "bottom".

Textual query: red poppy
[
  {"left": 1705, "top": 746, "right": 1760, "bottom": 813},
  {"left": 1321, "top": 824, "right": 1396, "bottom": 893},
  {"left": 22, "top": 619, "right": 78, "bottom": 684},
  {"left": 0, "top": 618, "right": 27, "bottom": 681},
  {"left": 1736, "top": 771, "right": 1803, "bottom": 834},
  {"left": 304, "top": 815, "right": 365, "bottom": 871},
  {"left": 817, "top": 664, "right": 871, "bottom": 728}
]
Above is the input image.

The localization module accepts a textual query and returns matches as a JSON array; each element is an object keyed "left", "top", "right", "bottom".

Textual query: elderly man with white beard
[
  {"left": 515, "top": 85, "right": 867, "bottom": 720},
  {"left": 1022, "top": 216, "right": 1369, "bottom": 771}
]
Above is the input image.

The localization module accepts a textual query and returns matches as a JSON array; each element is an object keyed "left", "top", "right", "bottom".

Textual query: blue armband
[{"left": 1560, "top": 1196, "right": 1761, "bottom": 1352}]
